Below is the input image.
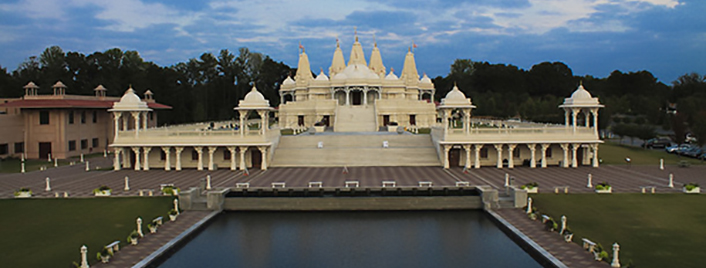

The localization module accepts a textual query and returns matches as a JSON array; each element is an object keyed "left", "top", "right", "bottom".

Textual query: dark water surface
[{"left": 157, "top": 210, "right": 543, "bottom": 268}]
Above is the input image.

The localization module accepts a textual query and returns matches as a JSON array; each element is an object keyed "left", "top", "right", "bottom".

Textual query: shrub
[
  {"left": 595, "top": 182, "right": 611, "bottom": 190},
  {"left": 93, "top": 185, "right": 111, "bottom": 194},
  {"left": 685, "top": 183, "right": 699, "bottom": 191},
  {"left": 521, "top": 182, "right": 538, "bottom": 189}
]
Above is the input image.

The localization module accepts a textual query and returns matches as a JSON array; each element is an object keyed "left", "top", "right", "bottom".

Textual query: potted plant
[
  {"left": 562, "top": 227, "right": 574, "bottom": 243},
  {"left": 521, "top": 182, "right": 539, "bottom": 193},
  {"left": 684, "top": 183, "right": 700, "bottom": 194},
  {"left": 313, "top": 121, "right": 326, "bottom": 133},
  {"left": 93, "top": 185, "right": 112, "bottom": 196},
  {"left": 127, "top": 230, "right": 139, "bottom": 245},
  {"left": 148, "top": 222, "right": 158, "bottom": 233},
  {"left": 14, "top": 188, "right": 32, "bottom": 198},
  {"left": 595, "top": 182, "right": 612, "bottom": 193},
  {"left": 169, "top": 209, "right": 179, "bottom": 221},
  {"left": 387, "top": 122, "right": 398, "bottom": 132},
  {"left": 96, "top": 247, "right": 113, "bottom": 263},
  {"left": 161, "top": 186, "right": 180, "bottom": 196}
]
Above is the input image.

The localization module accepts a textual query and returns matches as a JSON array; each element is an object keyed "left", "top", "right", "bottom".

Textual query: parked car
[
  {"left": 667, "top": 144, "right": 691, "bottom": 154},
  {"left": 642, "top": 138, "right": 673, "bottom": 149},
  {"left": 683, "top": 147, "right": 703, "bottom": 158}
]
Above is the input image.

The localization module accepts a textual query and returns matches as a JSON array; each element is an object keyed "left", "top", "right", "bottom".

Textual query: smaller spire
[
  {"left": 354, "top": 26, "right": 358, "bottom": 42},
  {"left": 373, "top": 33, "right": 377, "bottom": 47}
]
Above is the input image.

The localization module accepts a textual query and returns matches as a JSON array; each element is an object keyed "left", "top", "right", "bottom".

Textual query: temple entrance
[
  {"left": 39, "top": 142, "right": 51, "bottom": 160},
  {"left": 449, "top": 148, "right": 462, "bottom": 167},
  {"left": 409, "top": 115, "right": 416, "bottom": 126},
  {"left": 251, "top": 149, "right": 262, "bottom": 168},
  {"left": 298, "top": 116, "right": 304, "bottom": 126},
  {"left": 351, "top": 91, "right": 363, "bottom": 105},
  {"left": 577, "top": 147, "right": 584, "bottom": 166}
]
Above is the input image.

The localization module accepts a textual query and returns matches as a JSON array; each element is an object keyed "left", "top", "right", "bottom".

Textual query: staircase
[
  {"left": 334, "top": 106, "right": 377, "bottom": 132},
  {"left": 271, "top": 134, "right": 441, "bottom": 167}
]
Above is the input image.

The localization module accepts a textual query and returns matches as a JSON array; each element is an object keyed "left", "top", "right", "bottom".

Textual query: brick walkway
[
  {"left": 95, "top": 210, "right": 216, "bottom": 268},
  {"left": 495, "top": 209, "right": 609, "bottom": 268}
]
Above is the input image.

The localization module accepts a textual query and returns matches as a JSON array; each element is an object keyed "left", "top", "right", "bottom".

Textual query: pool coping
[{"left": 132, "top": 210, "right": 221, "bottom": 268}]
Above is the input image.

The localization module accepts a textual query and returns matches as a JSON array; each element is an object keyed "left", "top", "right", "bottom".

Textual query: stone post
[
  {"left": 611, "top": 243, "right": 620, "bottom": 268},
  {"left": 80, "top": 245, "right": 89, "bottom": 268},
  {"left": 21, "top": 162, "right": 25, "bottom": 173},
  {"left": 124, "top": 176, "right": 130, "bottom": 191},
  {"left": 206, "top": 175, "right": 212, "bottom": 190},
  {"left": 660, "top": 158, "right": 664, "bottom": 170},
  {"left": 174, "top": 198, "right": 180, "bottom": 215},
  {"left": 587, "top": 174, "right": 593, "bottom": 188},
  {"left": 136, "top": 217, "right": 143, "bottom": 237},
  {"left": 85, "top": 161, "right": 89, "bottom": 171},
  {"left": 80, "top": 153, "right": 84, "bottom": 163},
  {"left": 45, "top": 177, "right": 51, "bottom": 191},
  {"left": 526, "top": 197, "right": 533, "bottom": 214},
  {"left": 504, "top": 173, "right": 509, "bottom": 187},
  {"left": 54, "top": 157, "right": 58, "bottom": 167},
  {"left": 668, "top": 173, "right": 674, "bottom": 188},
  {"left": 560, "top": 215, "right": 567, "bottom": 234}
]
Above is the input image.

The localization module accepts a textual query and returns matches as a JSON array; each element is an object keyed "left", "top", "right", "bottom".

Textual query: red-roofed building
[{"left": 0, "top": 82, "right": 171, "bottom": 160}]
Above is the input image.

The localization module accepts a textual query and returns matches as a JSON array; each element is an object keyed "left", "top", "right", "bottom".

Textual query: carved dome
[
  {"left": 439, "top": 84, "right": 475, "bottom": 108},
  {"left": 237, "top": 85, "right": 271, "bottom": 109},
  {"left": 109, "top": 87, "right": 151, "bottom": 112}
]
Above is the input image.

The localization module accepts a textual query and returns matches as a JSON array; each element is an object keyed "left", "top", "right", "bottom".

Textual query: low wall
[{"left": 223, "top": 196, "right": 482, "bottom": 211}]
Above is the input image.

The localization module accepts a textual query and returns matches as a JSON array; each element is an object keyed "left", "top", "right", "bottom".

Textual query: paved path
[{"left": 496, "top": 209, "right": 609, "bottom": 268}]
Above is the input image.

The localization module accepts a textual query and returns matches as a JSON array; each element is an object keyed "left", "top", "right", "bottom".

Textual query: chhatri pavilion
[{"left": 107, "top": 33, "right": 604, "bottom": 171}]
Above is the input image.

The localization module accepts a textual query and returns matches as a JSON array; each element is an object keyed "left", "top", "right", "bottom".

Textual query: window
[
  {"left": 80, "top": 111, "right": 86, "bottom": 124},
  {"left": 68, "top": 111, "right": 74, "bottom": 124},
  {"left": 546, "top": 147, "right": 553, "bottom": 158},
  {"left": 92, "top": 138, "right": 99, "bottom": 148},
  {"left": 223, "top": 150, "right": 231, "bottom": 160},
  {"left": 39, "top": 110, "right": 49, "bottom": 125},
  {"left": 0, "top": 144, "right": 7, "bottom": 155},
  {"left": 191, "top": 150, "right": 198, "bottom": 160},
  {"left": 81, "top": 139, "right": 88, "bottom": 150},
  {"left": 14, "top": 142, "right": 24, "bottom": 153},
  {"left": 480, "top": 147, "right": 488, "bottom": 159},
  {"left": 68, "top": 141, "right": 76, "bottom": 151},
  {"left": 92, "top": 111, "right": 97, "bottom": 123},
  {"left": 513, "top": 148, "right": 521, "bottom": 158}
]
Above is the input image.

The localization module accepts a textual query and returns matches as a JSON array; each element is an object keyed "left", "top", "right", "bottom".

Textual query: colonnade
[
  {"left": 112, "top": 111, "right": 150, "bottom": 139},
  {"left": 441, "top": 143, "right": 599, "bottom": 169},
  {"left": 332, "top": 86, "right": 381, "bottom": 106},
  {"left": 113, "top": 145, "right": 270, "bottom": 171}
]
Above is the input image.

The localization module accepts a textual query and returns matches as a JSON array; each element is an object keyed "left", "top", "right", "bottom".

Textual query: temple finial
[{"left": 354, "top": 26, "right": 358, "bottom": 42}]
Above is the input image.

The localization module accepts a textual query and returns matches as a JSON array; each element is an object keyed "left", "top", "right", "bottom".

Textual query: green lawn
[
  {"left": 0, "top": 197, "right": 173, "bottom": 267},
  {"left": 599, "top": 142, "right": 704, "bottom": 166},
  {"left": 531, "top": 194, "right": 706, "bottom": 268}
]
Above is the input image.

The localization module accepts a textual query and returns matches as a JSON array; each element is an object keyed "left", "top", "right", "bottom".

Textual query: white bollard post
[
  {"left": 21, "top": 162, "right": 25, "bottom": 173},
  {"left": 85, "top": 161, "right": 90, "bottom": 171},
  {"left": 137, "top": 217, "right": 144, "bottom": 237},
  {"left": 560, "top": 215, "right": 567, "bottom": 234},
  {"left": 21, "top": 153, "right": 25, "bottom": 162},
  {"left": 668, "top": 173, "right": 674, "bottom": 188},
  {"left": 45, "top": 177, "right": 51, "bottom": 191},
  {"left": 48, "top": 153, "right": 52, "bottom": 162},
  {"left": 124, "top": 176, "right": 130, "bottom": 191},
  {"left": 526, "top": 197, "right": 533, "bottom": 214},
  {"left": 206, "top": 175, "right": 212, "bottom": 190},
  {"left": 80, "top": 153, "right": 84, "bottom": 163},
  {"left": 80, "top": 245, "right": 89, "bottom": 268},
  {"left": 659, "top": 158, "right": 664, "bottom": 170},
  {"left": 103, "top": 150, "right": 107, "bottom": 158},
  {"left": 587, "top": 174, "right": 593, "bottom": 188},
  {"left": 504, "top": 173, "right": 509, "bottom": 187},
  {"left": 54, "top": 158, "right": 58, "bottom": 167},
  {"left": 174, "top": 198, "right": 180, "bottom": 215},
  {"left": 611, "top": 243, "right": 621, "bottom": 268}
]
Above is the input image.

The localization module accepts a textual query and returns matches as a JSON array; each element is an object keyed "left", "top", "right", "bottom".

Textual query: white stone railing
[{"left": 433, "top": 125, "right": 598, "bottom": 143}]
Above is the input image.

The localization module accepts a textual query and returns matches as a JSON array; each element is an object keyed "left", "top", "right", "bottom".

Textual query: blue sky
[{"left": 0, "top": 0, "right": 703, "bottom": 83}]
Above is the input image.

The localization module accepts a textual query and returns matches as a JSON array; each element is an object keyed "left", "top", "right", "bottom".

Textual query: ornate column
[
  {"left": 131, "top": 112, "right": 141, "bottom": 138},
  {"left": 174, "top": 147, "right": 184, "bottom": 171},
  {"left": 564, "top": 109, "right": 570, "bottom": 127},
  {"left": 258, "top": 111, "right": 266, "bottom": 136},
  {"left": 239, "top": 112, "right": 246, "bottom": 137},
  {"left": 473, "top": 145, "right": 482, "bottom": 169},
  {"left": 194, "top": 147, "right": 204, "bottom": 171},
  {"left": 363, "top": 90, "right": 368, "bottom": 105},
  {"left": 161, "top": 147, "right": 171, "bottom": 171},
  {"left": 239, "top": 146, "right": 248, "bottom": 170},
  {"left": 122, "top": 115, "right": 128, "bottom": 131},
  {"left": 113, "top": 112, "right": 122, "bottom": 140},
  {"left": 142, "top": 112, "right": 148, "bottom": 130},
  {"left": 463, "top": 144, "right": 472, "bottom": 169},
  {"left": 258, "top": 146, "right": 268, "bottom": 170},
  {"left": 571, "top": 109, "right": 578, "bottom": 134},
  {"left": 131, "top": 147, "right": 141, "bottom": 171},
  {"left": 142, "top": 147, "right": 151, "bottom": 171},
  {"left": 591, "top": 144, "right": 600, "bottom": 167},
  {"left": 591, "top": 108, "right": 599, "bottom": 137},
  {"left": 560, "top": 143, "right": 569, "bottom": 168},
  {"left": 442, "top": 145, "right": 451, "bottom": 169},
  {"left": 228, "top": 147, "right": 237, "bottom": 171},
  {"left": 442, "top": 109, "right": 450, "bottom": 139},
  {"left": 507, "top": 144, "right": 517, "bottom": 169},
  {"left": 494, "top": 144, "right": 503, "bottom": 169},
  {"left": 528, "top": 144, "right": 537, "bottom": 168},
  {"left": 571, "top": 143, "right": 579, "bottom": 168},
  {"left": 208, "top": 146, "right": 217, "bottom": 171},
  {"left": 583, "top": 109, "right": 590, "bottom": 127},
  {"left": 345, "top": 89, "right": 350, "bottom": 106},
  {"left": 113, "top": 148, "right": 121, "bottom": 170},
  {"left": 540, "top": 144, "right": 549, "bottom": 168}
]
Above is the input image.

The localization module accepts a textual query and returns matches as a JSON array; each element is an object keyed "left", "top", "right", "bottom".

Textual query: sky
[{"left": 0, "top": 0, "right": 703, "bottom": 83}]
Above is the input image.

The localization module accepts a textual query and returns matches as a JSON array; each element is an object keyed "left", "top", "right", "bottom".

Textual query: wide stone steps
[
  {"left": 271, "top": 134, "right": 441, "bottom": 167},
  {"left": 334, "top": 106, "right": 377, "bottom": 132}
]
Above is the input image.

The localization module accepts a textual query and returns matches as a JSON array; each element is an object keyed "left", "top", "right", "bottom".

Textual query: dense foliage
[{"left": 1, "top": 47, "right": 705, "bottom": 143}]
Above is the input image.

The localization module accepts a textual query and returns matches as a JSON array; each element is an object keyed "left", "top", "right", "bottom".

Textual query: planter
[
  {"left": 149, "top": 226, "right": 158, "bottom": 233},
  {"left": 563, "top": 233, "right": 574, "bottom": 243},
  {"left": 169, "top": 214, "right": 178, "bottom": 222},
  {"left": 130, "top": 238, "right": 138, "bottom": 246},
  {"left": 314, "top": 126, "right": 326, "bottom": 133},
  {"left": 95, "top": 190, "right": 112, "bottom": 197},
  {"left": 15, "top": 192, "right": 32, "bottom": 198},
  {"left": 684, "top": 187, "right": 700, "bottom": 194},
  {"left": 525, "top": 187, "right": 538, "bottom": 194},
  {"left": 100, "top": 255, "right": 110, "bottom": 263},
  {"left": 595, "top": 188, "right": 612, "bottom": 194},
  {"left": 386, "top": 126, "right": 397, "bottom": 132}
]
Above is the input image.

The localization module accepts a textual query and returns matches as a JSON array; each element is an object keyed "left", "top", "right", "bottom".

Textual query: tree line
[{"left": 1, "top": 46, "right": 705, "bottom": 144}]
